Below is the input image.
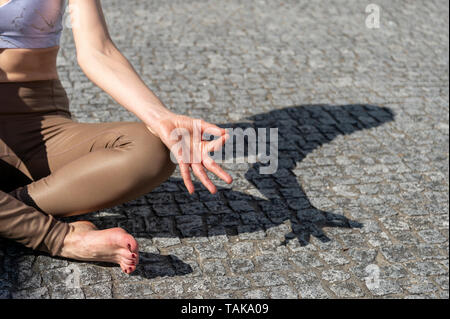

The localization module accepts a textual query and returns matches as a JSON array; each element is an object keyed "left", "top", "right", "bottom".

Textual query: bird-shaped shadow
[{"left": 120, "top": 103, "right": 395, "bottom": 248}]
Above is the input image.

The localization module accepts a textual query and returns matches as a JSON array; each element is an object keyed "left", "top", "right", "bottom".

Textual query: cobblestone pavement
[{"left": 1, "top": 0, "right": 448, "bottom": 299}]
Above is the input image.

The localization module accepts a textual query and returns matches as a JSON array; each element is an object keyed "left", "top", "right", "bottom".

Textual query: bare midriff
[{"left": 0, "top": 46, "right": 60, "bottom": 82}]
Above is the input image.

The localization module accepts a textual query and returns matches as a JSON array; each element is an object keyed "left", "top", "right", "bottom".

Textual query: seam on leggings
[{"left": 28, "top": 128, "right": 135, "bottom": 159}]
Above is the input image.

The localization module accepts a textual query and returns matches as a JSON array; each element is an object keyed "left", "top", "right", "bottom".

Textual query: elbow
[
  {"left": 76, "top": 46, "right": 93, "bottom": 71},
  {"left": 76, "top": 52, "right": 87, "bottom": 69},
  {"left": 76, "top": 40, "right": 118, "bottom": 69},
  {"left": 76, "top": 52, "right": 92, "bottom": 75}
]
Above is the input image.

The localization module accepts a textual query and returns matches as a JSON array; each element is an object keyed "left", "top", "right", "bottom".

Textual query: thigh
[
  {"left": 38, "top": 117, "right": 150, "bottom": 174},
  {"left": 2, "top": 115, "right": 146, "bottom": 180}
]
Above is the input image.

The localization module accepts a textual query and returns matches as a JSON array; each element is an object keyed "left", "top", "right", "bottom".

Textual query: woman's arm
[
  {"left": 68, "top": 0, "right": 232, "bottom": 194},
  {"left": 68, "top": 0, "right": 172, "bottom": 126}
]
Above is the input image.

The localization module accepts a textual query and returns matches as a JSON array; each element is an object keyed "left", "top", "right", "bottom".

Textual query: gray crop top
[{"left": 0, "top": 0, "right": 66, "bottom": 49}]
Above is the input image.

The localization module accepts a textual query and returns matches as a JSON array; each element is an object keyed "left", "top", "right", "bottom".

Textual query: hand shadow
[
  {"left": 139, "top": 104, "right": 395, "bottom": 246},
  {"left": 87, "top": 103, "right": 395, "bottom": 277},
  {"left": 214, "top": 104, "right": 395, "bottom": 245}
]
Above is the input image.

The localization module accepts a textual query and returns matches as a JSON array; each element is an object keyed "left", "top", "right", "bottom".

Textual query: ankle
[
  {"left": 60, "top": 222, "right": 95, "bottom": 258},
  {"left": 60, "top": 224, "right": 78, "bottom": 257}
]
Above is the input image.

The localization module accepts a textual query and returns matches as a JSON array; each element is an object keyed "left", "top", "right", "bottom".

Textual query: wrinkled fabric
[{"left": 1, "top": 79, "right": 175, "bottom": 256}]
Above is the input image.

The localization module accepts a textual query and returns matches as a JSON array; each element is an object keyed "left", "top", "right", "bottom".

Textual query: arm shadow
[
  {"left": 125, "top": 103, "right": 395, "bottom": 249},
  {"left": 5, "top": 103, "right": 393, "bottom": 280}
]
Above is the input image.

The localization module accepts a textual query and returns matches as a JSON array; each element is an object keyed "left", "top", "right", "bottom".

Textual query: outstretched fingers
[
  {"left": 202, "top": 156, "right": 233, "bottom": 185},
  {"left": 205, "top": 133, "right": 230, "bottom": 152},
  {"left": 180, "top": 162, "right": 195, "bottom": 194},
  {"left": 191, "top": 163, "right": 217, "bottom": 194},
  {"left": 202, "top": 134, "right": 233, "bottom": 184},
  {"left": 176, "top": 120, "right": 233, "bottom": 194},
  {"left": 201, "top": 120, "right": 227, "bottom": 137}
]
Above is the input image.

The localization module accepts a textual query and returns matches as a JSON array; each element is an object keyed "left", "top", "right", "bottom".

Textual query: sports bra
[{"left": 0, "top": 0, "right": 66, "bottom": 49}]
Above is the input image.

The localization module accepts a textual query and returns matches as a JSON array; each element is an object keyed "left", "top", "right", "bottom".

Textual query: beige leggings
[{"left": 0, "top": 79, "right": 175, "bottom": 256}]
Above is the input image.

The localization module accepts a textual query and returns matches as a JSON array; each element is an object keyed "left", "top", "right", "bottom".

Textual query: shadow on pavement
[{"left": 1, "top": 104, "right": 395, "bottom": 281}]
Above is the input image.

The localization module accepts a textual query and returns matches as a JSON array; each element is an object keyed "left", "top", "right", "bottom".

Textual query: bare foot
[{"left": 60, "top": 221, "right": 139, "bottom": 274}]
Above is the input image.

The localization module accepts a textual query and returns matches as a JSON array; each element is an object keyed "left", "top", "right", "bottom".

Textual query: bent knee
[
  {"left": 121, "top": 123, "right": 176, "bottom": 181},
  {"left": 145, "top": 138, "right": 176, "bottom": 180}
]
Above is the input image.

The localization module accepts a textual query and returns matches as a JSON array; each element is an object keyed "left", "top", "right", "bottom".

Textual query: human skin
[
  {"left": 68, "top": 0, "right": 233, "bottom": 194},
  {"left": 0, "top": 0, "right": 232, "bottom": 193},
  {"left": 0, "top": 0, "right": 232, "bottom": 273}
]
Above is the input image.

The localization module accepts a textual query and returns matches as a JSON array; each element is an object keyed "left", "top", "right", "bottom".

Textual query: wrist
[{"left": 142, "top": 106, "right": 175, "bottom": 137}]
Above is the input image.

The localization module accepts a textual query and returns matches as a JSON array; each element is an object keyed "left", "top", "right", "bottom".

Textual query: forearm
[{"left": 77, "top": 43, "right": 174, "bottom": 129}]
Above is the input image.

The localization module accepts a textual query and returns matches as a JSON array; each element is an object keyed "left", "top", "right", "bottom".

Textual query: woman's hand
[
  {"left": 146, "top": 113, "right": 233, "bottom": 194},
  {"left": 68, "top": 0, "right": 231, "bottom": 194}
]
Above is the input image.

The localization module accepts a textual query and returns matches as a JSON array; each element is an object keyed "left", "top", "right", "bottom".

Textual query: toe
[
  {"left": 120, "top": 261, "right": 135, "bottom": 274},
  {"left": 122, "top": 254, "right": 136, "bottom": 267},
  {"left": 119, "top": 263, "right": 128, "bottom": 274},
  {"left": 121, "top": 233, "right": 139, "bottom": 253},
  {"left": 119, "top": 248, "right": 136, "bottom": 263},
  {"left": 120, "top": 254, "right": 136, "bottom": 267},
  {"left": 113, "top": 227, "right": 138, "bottom": 252},
  {"left": 121, "top": 260, "right": 136, "bottom": 274},
  {"left": 129, "top": 252, "right": 139, "bottom": 265},
  {"left": 126, "top": 238, "right": 139, "bottom": 254}
]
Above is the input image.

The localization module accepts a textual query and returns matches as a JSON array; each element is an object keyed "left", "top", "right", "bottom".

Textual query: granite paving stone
[{"left": 1, "top": 0, "right": 448, "bottom": 299}]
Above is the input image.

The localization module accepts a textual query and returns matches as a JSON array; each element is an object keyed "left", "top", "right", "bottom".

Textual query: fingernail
[
  {"left": 132, "top": 254, "right": 136, "bottom": 258},
  {"left": 129, "top": 267, "right": 132, "bottom": 271}
]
